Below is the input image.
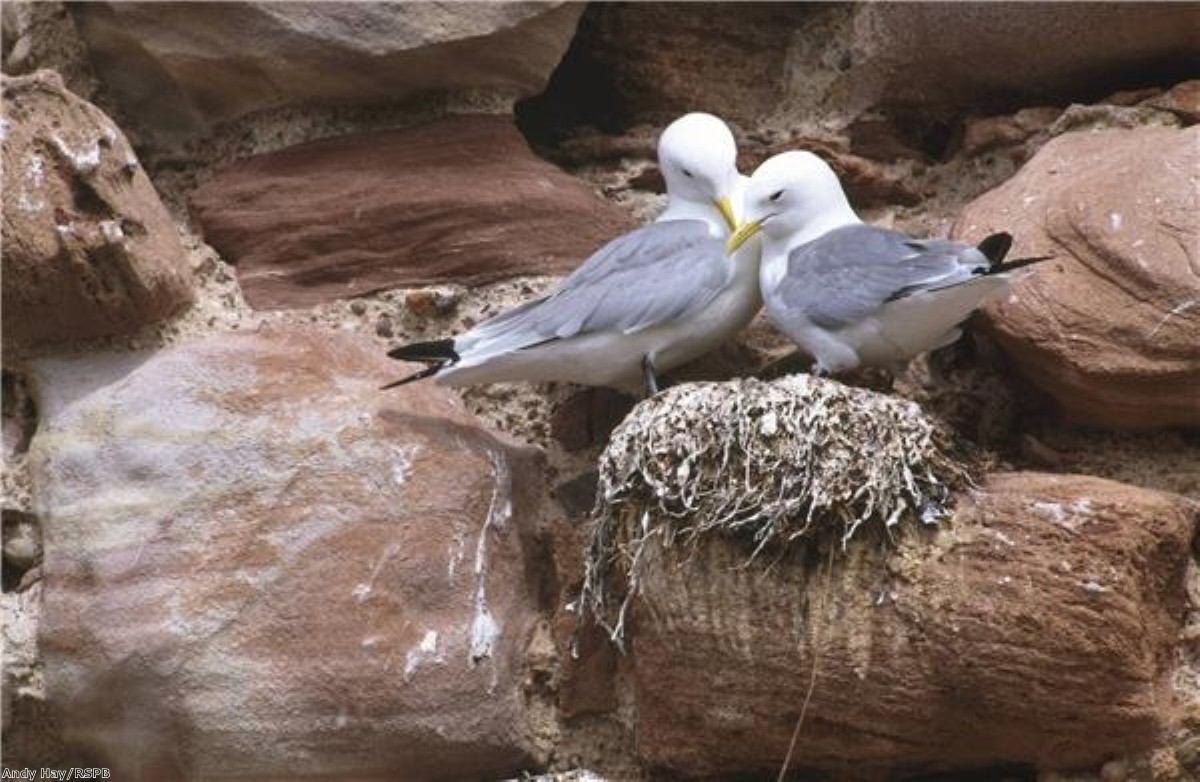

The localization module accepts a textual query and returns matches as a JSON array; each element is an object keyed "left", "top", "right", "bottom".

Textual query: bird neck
[
  {"left": 766, "top": 202, "right": 861, "bottom": 259},
  {"left": 658, "top": 196, "right": 728, "bottom": 238}
]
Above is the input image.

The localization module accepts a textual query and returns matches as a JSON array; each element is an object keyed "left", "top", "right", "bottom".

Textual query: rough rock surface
[
  {"left": 839, "top": 4, "right": 1199, "bottom": 112},
  {"left": 26, "top": 328, "right": 545, "bottom": 779},
  {"left": 953, "top": 126, "right": 1200, "bottom": 429},
  {"left": 1, "top": 70, "right": 194, "bottom": 352},
  {"left": 629, "top": 473, "right": 1197, "bottom": 778},
  {"left": 523, "top": 4, "right": 1197, "bottom": 134},
  {"left": 524, "top": 3, "right": 811, "bottom": 130},
  {"left": 191, "top": 115, "right": 635, "bottom": 310},
  {"left": 70, "top": 2, "right": 584, "bottom": 138}
]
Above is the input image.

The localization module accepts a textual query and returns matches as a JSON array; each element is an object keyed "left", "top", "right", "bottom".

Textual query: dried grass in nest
[{"left": 581, "top": 375, "right": 972, "bottom": 646}]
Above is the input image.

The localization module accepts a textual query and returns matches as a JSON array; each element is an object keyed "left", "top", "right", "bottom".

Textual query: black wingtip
[
  {"left": 991, "top": 254, "right": 1055, "bottom": 274},
  {"left": 387, "top": 338, "right": 459, "bottom": 363},
  {"left": 382, "top": 338, "right": 460, "bottom": 390},
  {"left": 380, "top": 362, "right": 446, "bottom": 390},
  {"left": 976, "top": 232, "right": 1013, "bottom": 265}
]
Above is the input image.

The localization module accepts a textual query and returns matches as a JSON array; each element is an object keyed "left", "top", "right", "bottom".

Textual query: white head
[
  {"left": 657, "top": 112, "right": 741, "bottom": 232},
  {"left": 726, "top": 151, "right": 857, "bottom": 253}
]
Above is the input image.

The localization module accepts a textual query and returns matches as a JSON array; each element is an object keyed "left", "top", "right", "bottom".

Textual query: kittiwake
[
  {"left": 725, "top": 151, "right": 1049, "bottom": 375},
  {"left": 383, "top": 112, "right": 762, "bottom": 394}
]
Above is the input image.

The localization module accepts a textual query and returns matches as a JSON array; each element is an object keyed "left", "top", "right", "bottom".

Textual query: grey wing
[
  {"left": 777, "top": 225, "right": 987, "bottom": 330},
  {"left": 459, "top": 220, "right": 730, "bottom": 355}
]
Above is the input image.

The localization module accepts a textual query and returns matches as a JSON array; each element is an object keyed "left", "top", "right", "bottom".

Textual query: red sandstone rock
[
  {"left": 27, "top": 328, "right": 546, "bottom": 779},
  {"left": 191, "top": 115, "right": 636, "bottom": 310},
  {"left": 953, "top": 127, "right": 1200, "bottom": 429},
  {"left": 1145, "top": 80, "right": 1200, "bottom": 125},
  {"left": 630, "top": 473, "right": 1197, "bottom": 778},
  {"left": 1, "top": 71, "right": 193, "bottom": 351}
]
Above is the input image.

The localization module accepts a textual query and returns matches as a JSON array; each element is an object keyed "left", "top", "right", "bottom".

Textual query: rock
[
  {"left": 1047, "top": 103, "right": 1181, "bottom": 136},
  {"left": 1104, "top": 87, "right": 1165, "bottom": 107},
  {"left": 628, "top": 473, "right": 1197, "bottom": 778},
  {"left": 190, "top": 115, "right": 635, "bottom": 310},
  {"left": 405, "top": 287, "right": 463, "bottom": 319},
  {"left": 2, "top": 508, "right": 41, "bottom": 583},
  {"left": 633, "top": 136, "right": 920, "bottom": 209},
  {"left": 1, "top": 71, "right": 194, "bottom": 352},
  {"left": 846, "top": 118, "right": 932, "bottom": 163},
  {"left": 953, "top": 127, "right": 1200, "bottom": 429},
  {"left": 523, "top": 4, "right": 1195, "bottom": 136},
  {"left": 0, "top": 3, "right": 98, "bottom": 98},
  {"left": 520, "top": 4, "right": 811, "bottom": 133},
  {"left": 70, "top": 2, "right": 584, "bottom": 138},
  {"left": 26, "top": 328, "right": 545, "bottom": 779},
  {"left": 960, "top": 106, "right": 1062, "bottom": 158},
  {"left": 839, "top": 5, "right": 1199, "bottom": 111},
  {"left": 550, "top": 388, "right": 636, "bottom": 453},
  {"left": 1145, "top": 80, "right": 1200, "bottom": 125},
  {"left": 1, "top": 578, "right": 56, "bottom": 766},
  {"left": 1100, "top": 759, "right": 1130, "bottom": 782}
]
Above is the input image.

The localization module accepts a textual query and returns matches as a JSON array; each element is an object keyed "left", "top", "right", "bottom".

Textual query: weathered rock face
[
  {"left": 629, "top": 473, "right": 1197, "bottom": 778},
  {"left": 953, "top": 126, "right": 1200, "bottom": 429},
  {"left": 27, "top": 328, "right": 545, "bottom": 779},
  {"left": 523, "top": 3, "right": 1196, "bottom": 135},
  {"left": 1, "top": 71, "right": 194, "bottom": 352},
  {"left": 190, "top": 115, "right": 635, "bottom": 310},
  {"left": 522, "top": 3, "right": 811, "bottom": 132},
  {"left": 70, "top": 2, "right": 584, "bottom": 138},
  {"left": 839, "top": 4, "right": 1199, "bottom": 112}
]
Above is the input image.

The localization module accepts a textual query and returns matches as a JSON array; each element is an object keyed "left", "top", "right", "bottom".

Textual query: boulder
[
  {"left": 26, "top": 328, "right": 546, "bottom": 779},
  {"left": 1145, "top": 79, "right": 1200, "bottom": 125},
  {"left": 70, "top": 2, "right": 584, "bottom": 138},
  {"left": 953, "top": 126, "right": 1200, "bottom": 429},
  {"left": 523, "top": 4, "right": 1196, "bottom": 134},
  {"left": 190, "top": 115, "right": 635, "bottom": 310},
  {"left": 1, "top": 70, "right": 193, "bottom": 352},
  {"left": 520, "top": 3, "right": 812, "bottom": 133},
  {"left": 838, "top": 5, "right": 1199, "bottom": 112},
  {"left": 628, "top": 473, "right": 1197, "bottom": 778}
]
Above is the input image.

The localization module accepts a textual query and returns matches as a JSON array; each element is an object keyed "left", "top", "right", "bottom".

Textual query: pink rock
[
  {"left": 27, "top": 327, "right": 546, "bottom": 779},
  {"left": 953, "top": 127, "right": 1200, "bottom": 429},
  {"left": 191, "top": 115, "right": 635, "bottom": 310},
  {"left": 1, "top": 71, "right": 193, "bottom": 351}
]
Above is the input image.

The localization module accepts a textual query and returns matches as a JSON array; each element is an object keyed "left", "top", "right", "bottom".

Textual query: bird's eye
[
  {"left": 682, "top": 168, "right": 694, "bottom": 178},
  {"left": 769, "top": 190, "right": 785, "bottom": 202}
]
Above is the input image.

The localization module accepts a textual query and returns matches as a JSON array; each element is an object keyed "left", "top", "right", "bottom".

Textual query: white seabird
[
  {"left": 384, "top": 112, "right": 762, "bottom": 395},
  {"left": 725, "top": 151, "right": 1049, "bottom": 375}
]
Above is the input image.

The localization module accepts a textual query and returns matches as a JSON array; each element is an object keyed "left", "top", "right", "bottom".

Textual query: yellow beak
[
  {"left": 714, "top": 196, "right": 738, "bottom": 233},
  {"left": 725, "top": 219, "right": 762, "bottom": 255}
]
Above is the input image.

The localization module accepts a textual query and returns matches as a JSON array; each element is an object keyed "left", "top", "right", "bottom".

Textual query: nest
[{"left": 581, "top": 375, "right": 971, "bottom": 645}]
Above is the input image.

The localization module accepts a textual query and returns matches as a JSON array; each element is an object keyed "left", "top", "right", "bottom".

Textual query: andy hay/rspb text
[{"left": 1, "top": 771, "right": 110, "bottom": 780}]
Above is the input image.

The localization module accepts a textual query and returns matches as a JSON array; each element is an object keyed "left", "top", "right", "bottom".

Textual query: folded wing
[
  {"left": 776, "top": 224, "right": 988, "bottom": 331},
  {"left": 458, "top": 220, "right": 732, "bottom": 359}
]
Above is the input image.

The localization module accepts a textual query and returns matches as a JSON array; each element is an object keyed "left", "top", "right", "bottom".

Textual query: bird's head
[
  {"left": 726, "top": 151, "right": 851, "bottom": 254},
  {"left": 657, "top": 112, "right": 741, "bottom": 232}
]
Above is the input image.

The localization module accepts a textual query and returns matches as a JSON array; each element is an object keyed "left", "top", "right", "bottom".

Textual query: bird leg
[{"left": 642, "top": 355, "right": 661, "bottom": 397}]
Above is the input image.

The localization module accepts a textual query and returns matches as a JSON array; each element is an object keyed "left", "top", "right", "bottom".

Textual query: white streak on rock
[
  {"left": 404, "top": 629, "right": 442, "bottom": 678},
  {"left": 352, "top": 542, "right": 400, "bottom": 604},
  {"left": 391, "top": 444, "right": 419, "bottom": 487},
  {"left": 1148, "top": 299, "right": 1196, "bottom": 338},
  {"left": 51, "top": 133, "right": 101, "bottom": 174}
]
